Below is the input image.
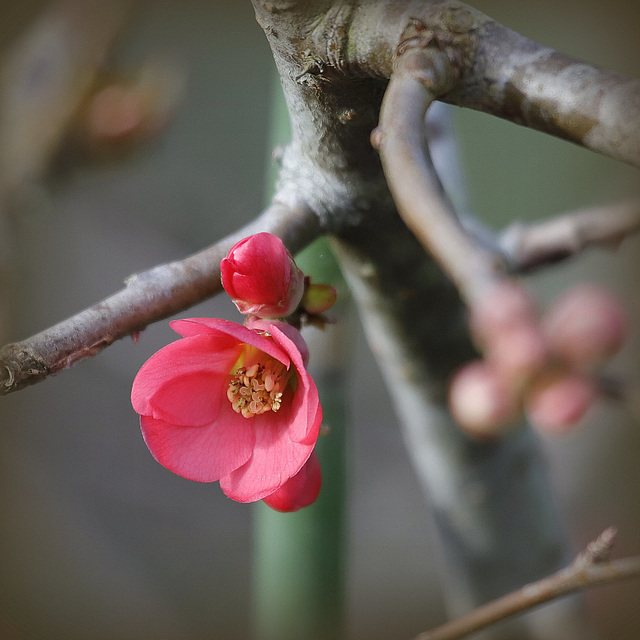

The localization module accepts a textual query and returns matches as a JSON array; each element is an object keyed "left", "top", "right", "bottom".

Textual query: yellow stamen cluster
[{"left": 227, "top": 361, "right": 285, "bottom": 418}]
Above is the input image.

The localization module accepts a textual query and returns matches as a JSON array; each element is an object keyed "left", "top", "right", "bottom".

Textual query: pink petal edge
[{"left": 171, "top": 318, "right": 290, "bottom": 367}]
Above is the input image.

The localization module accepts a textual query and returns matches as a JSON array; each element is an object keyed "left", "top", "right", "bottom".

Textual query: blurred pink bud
[
  {"left": 526, "top": 371, "right": 597, "bottom": 434},
  {"left": 88, "top": 84, "right": 147, "bottom": 141},
  {"left": 262, "top": 450, "right": 322, "bottom": 512},
  {"left": 449, "top": 361, "right": 518, "bottom": 438},
  {"left": 468, "top": 280, "right": 537, "bottom": 349},
  {"left": 543, "top": 285, "right": 627, "bottom": 371},
  {"left": 488, "top": 322, "right": 548, "bottom": 385},
  {"left": 221, "top": 233, "right": 305, "bottom": 318}
]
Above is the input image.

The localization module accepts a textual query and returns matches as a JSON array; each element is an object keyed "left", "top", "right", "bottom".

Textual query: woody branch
[
  {"left": 1, "top": 0, "right": 638, "bottom": 395},
  {"left": 0, "top": 199, "right": 320, "bottom": 395}
]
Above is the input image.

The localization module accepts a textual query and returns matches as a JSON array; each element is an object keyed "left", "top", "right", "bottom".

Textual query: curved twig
[
  {"left": 0, "top": 199, "right": 321, "bottom": 395},
  {"left": 375, "top": 44, "right": 507, "bottom": 304},
  {"left": 413, "top": 527, "right": 640, "bottom": 640},
  {"left": 500, "top": 198, "right": 640, "bottom": 272}
]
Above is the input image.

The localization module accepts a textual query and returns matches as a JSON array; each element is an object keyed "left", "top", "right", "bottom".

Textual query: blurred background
[{"left": 0, "top": 1, "right": 639, "bottom": 639}]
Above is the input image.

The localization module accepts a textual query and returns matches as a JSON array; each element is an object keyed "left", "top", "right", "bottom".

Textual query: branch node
[
  {"left": 295, "top": 52, "right": 326, "bottom": 88},
  {"left": 0, "top": 343, "right": 49, "bottom": 394},
  {"left": 396, "top": 9, "right": 479, "bottom": 81}
]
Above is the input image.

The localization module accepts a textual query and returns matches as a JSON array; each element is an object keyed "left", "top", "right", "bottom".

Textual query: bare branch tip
[{"left": 577, "top": 526, "right": 619, "bottom": 567}]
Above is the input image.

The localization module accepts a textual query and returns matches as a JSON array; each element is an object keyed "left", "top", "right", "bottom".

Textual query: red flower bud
[{"left": 221, "top": 233, "right": 305, "bottom": 318}]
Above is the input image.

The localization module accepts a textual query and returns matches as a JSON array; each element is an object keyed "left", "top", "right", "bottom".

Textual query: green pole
[
  {"left": 253, "top": 357, "right": 348, "bottom": 640},
  {"left": 252, "top": 74, "right": 350, "bottom": 640}
]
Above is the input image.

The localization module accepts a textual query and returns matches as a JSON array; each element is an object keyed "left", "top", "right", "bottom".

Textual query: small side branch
[
  {"left": 0, "top": 200, "right": 320, "bottom": 395},
  {"left": 375, "top": 40, "right": 506, "bottom": 304},
  {"left": 500, "top": 198, "right": 640, "bottom": 272},
  {"left": 413, "top": 528, "right": 640, "bottom": 640}
]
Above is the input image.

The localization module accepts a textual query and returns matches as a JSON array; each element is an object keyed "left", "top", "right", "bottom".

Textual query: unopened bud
[
  {"left": 543, "top": 284, "right": 627, "bottom": 372},
  {"left": 449, "top": 361, "right": 518, "bottom": 439},
  {"left": 221, "top": 233, "right": 305, "bottom": 318},
  {"left": 301, "top": 283, "right": 337, "bottom": 315},
  {"left": 526, "top": 370, "right": 597, "bottom": 434}
]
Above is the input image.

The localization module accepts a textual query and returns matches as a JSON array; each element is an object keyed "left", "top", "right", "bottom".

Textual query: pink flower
[
  {"left": 221, "top": 233, "right": 305, "bottom": 318},
  {"left": 262, "top": 450, "right": 322, "bottom": 512},
  {"left": 131, "top": 317, "right": 322, "bottom": 504}
]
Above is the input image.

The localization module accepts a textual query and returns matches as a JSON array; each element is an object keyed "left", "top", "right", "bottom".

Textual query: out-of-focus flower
[
  {"left": 451, "top": 280, "right": 627, "bottom": 439},
  {"left": 131, "top": 317, "right": 322, "bottom": 504},
  {"left": 262, "top": 450, "right": 322, "bottom": 512},
  {"left": 448, "top": 360, "right": 518, "bottom": 439},
  {"left": 543, "top": 284, "right": 627, "bottom": 372},
  {"left": 221, "top": 233, "right": 305, "bottom": 318},
  {"left": 525, "top": 370, "right": 597, "bottom": 433}
]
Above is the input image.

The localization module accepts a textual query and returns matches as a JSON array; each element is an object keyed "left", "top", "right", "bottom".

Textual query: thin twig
[
  {"left": 500, "top": 198, "right": 640, "bottom": 272},
  {"left": 0, "top": 199, "right": 321, "bottom": 395},
  {"left": 412, "top": 527, "right": 640, "bottom": 640},
  {"left": 375, "top": 43, "right": 507, "bottom": 305}
]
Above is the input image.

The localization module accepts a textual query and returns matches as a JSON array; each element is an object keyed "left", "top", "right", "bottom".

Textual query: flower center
[{"left": 227, "top": 354, "right": 289, "bottom": 419}]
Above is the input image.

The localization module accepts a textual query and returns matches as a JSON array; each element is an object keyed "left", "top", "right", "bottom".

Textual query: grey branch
[
  {"left": 413, "top": 527, "right": 640, "bottom": 640},
  {"left": 442, "top": 6, "right": 640, "bottom": 168},
  {"left": 4, "top": 0, "right": 638, "bottom": 396},
  {"left": 343, "top": 1, "right": 640, "bottom": 167},
  {"left": 0, "top": 200, "right": 320, "bottom": 395},
  {"left": 500, "top": 198, "right": 640, "bottom": 272}
]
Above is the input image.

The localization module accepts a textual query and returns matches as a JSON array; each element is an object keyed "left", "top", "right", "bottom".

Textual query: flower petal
[
  {"left": 218, "top": 395, "right": 315, "bottom": 502},
  {"left": 132, "top": 334, "right": 239, "bottom": 426},
  {"left": 247, "top": 318, "right": 309, "bottom": 366},
  {"left": 140, "top": 410, "right": 256, "bottom": 482},
  {"left": 262, "top": 451, "right": 322, "bottom": 512},
  {"left": 171, "top": 318, "right": 290, "bottom": 367},
  {"left": 268, "top": 322, "right": 321, "bottom": 444}
]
